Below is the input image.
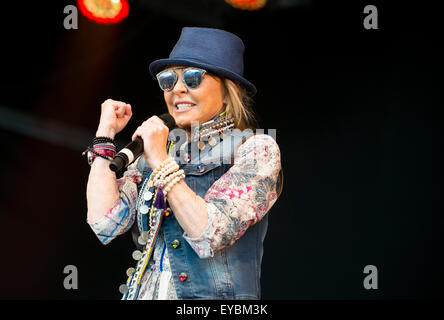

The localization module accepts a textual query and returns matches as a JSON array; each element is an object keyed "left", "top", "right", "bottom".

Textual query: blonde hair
[
  {"left": 223, "top": 77, "right": 283, "bottom": 199},
  {"left": 222, "top": 78, "right": 258, "bottom": 130}
]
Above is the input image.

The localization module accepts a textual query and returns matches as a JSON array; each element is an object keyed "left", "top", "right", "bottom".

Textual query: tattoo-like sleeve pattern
[
  {"left": 183, "top": 134, "right": 281, "bottom": 258},
  {"left": 87, "top": 169, "right": 141, "bottom": 245}
]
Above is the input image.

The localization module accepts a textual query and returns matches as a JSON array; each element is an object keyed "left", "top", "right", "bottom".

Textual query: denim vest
[{"left": 132, "top": 129, "right": 269, "bottom": 300}]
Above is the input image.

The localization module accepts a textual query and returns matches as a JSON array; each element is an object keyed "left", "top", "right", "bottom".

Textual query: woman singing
[{"left": 85, "top": 27, "right": 283, "bottom": 300}]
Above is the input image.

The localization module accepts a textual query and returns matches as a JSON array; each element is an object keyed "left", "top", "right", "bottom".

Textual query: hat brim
[{"left": 149, "top": 58, "right": 257, "bottom": 97}]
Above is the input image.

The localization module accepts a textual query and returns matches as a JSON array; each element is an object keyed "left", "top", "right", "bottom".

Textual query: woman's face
[{"left": 163, "top": 66, "right": 226, "bottom": 131}]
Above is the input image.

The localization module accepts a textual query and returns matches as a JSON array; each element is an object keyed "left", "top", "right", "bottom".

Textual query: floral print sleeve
[
  {"left": 183, "top": 134, "right": 281, "bottom": 258},
  {"left": 87, "top": 167, "right": 142, "bottom": 245}
]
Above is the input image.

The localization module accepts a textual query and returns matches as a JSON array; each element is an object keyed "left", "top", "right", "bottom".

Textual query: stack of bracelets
[
  {"left": 148, "top": 156, "right": 185, "bottom": 199},
  {"left": 82, "top": 136, "right": 116, "bottom": 165},
  {"left": 83, "top": 137, "right": 185, "bottom": 200}
]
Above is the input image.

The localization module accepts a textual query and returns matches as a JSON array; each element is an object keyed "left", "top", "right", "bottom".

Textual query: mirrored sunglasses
[{"left": 156, "top": 67, "right": 207, "bottom": 92}]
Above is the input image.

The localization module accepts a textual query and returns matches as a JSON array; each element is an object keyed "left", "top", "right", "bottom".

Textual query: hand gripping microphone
[{"left": 109, "top": 113, "right": 176, "bottom": 172}]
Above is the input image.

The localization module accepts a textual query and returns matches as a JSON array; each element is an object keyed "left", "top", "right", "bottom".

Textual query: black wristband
[{"left": 93, "top": 136, "right": 115, "bottom": 145}]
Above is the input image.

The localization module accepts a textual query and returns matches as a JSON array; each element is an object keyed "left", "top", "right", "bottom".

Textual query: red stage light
[
  {"left": 225, "top": 0, "right": 267, "bottom": 10},
  {"left": 77, "top": 0, "right": 129, "bottom": 24}
]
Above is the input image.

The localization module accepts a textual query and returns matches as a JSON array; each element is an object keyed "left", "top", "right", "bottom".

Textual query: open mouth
[{"left": 175, "top": 103, "right": 196, "bottom": 113}]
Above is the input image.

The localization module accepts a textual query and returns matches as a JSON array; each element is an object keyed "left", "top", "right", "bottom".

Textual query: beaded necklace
[
  {"left": 180, "top": 111, "right": 234, "bottom": 162},
  {"left": 121, "top": 142, "right": 174, "bottom": 300}
]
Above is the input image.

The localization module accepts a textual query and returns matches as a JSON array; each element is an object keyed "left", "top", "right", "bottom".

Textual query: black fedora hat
[{"left": 149, "top": 27, "right": 257, "bottom": 97}]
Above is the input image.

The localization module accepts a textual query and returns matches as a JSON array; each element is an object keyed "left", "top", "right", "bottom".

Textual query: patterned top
[{"left": 87, "top": 134, "right": 281, "bottom": 299}]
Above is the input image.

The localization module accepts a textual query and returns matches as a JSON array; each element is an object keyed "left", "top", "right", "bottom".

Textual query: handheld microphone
[{"left": 109, "top": 113, "right": 176, "bottom": 172}]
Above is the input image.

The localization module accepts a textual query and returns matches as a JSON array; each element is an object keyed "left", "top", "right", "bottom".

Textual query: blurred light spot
[
  {"left": 225, "top": 0, "right": 267, "bottom": 10},
  {"left": 77, "top": 0, "right": 129, "bottom": 24}
]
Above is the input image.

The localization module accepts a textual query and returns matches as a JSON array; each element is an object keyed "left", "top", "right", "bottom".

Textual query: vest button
[
  {"left": 171, "top": 239, "right": 181, "bottom": 249},
  {"left": 196, "top": 163, "right": 205, "bottom": 173},
  {"left": 179, "top": 272, "right": 188, "bottom": 282}
]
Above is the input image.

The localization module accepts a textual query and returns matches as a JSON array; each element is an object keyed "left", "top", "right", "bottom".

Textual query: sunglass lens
[
  {"left": 183, "top": 69, "right": 204, "bottom": 89},
  {"left": 157, "top": 70, "right": 177, "bottom": 91}
]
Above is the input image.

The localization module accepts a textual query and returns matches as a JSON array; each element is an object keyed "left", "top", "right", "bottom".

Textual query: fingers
[
  {"left": 115, "top": 103, "right": 131, "bottom": 118},
  {"left": 98, "top": 99, "right": 133, "bottom": 135},
  {"left": 150, "top": 115, "right": 166, "bottom": 126},
  {"left": 131, "top": 125, "right": 160, "bottom": 141},
  {"left": 100, "top": 99, "right": 132, "bottom": 122},
  {"left": 124, "top": 104, "right": 133, "bottom": 117},
  {"left": 101, "top": 98, "right": 127, "bottom": 110},
  {"left": 141, "top": 116, "right": 168, "bottom": 129},
  {"left": 101, "top": 99, "right": 129, "bottom": 112},
  {"left": 131, "top": 118, "right": 169, "bottom": 141}
]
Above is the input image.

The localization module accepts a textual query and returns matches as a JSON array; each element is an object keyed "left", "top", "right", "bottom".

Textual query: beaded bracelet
[
  {"left": 155, "top": 166, "right": 181, "bottom": 188},
  {"left": 93, "top": 136, "right": 115, "bottom": 145},
  {"left": 152, "top": 157, "right": 175, "bottom": 174},
  {"left": 163, "top": 170, "right": 186, "bottom": 197},
  {"left": 153, "top": 163, "right": 179, "bottom": 187},
  {"left": 146, "top": 156, "right": 186, "bottom": 198},
  {"left": 158, "top": 162, "right": 179, "bottom": 182},
  {"left": 163, "top": 168, "right": 185, "bottom": 186},
  {"left": 150, "top": 157, "right": 176, "bottom": 184}
]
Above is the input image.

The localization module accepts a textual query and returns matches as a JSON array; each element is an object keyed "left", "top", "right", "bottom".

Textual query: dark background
[{"left": 0, "top": 0, "right": 442, "bottom": 299}]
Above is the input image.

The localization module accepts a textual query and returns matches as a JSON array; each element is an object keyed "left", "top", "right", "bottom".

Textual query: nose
[{"left": 172, "top": 75, "right": 188, "bottom": 94}]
